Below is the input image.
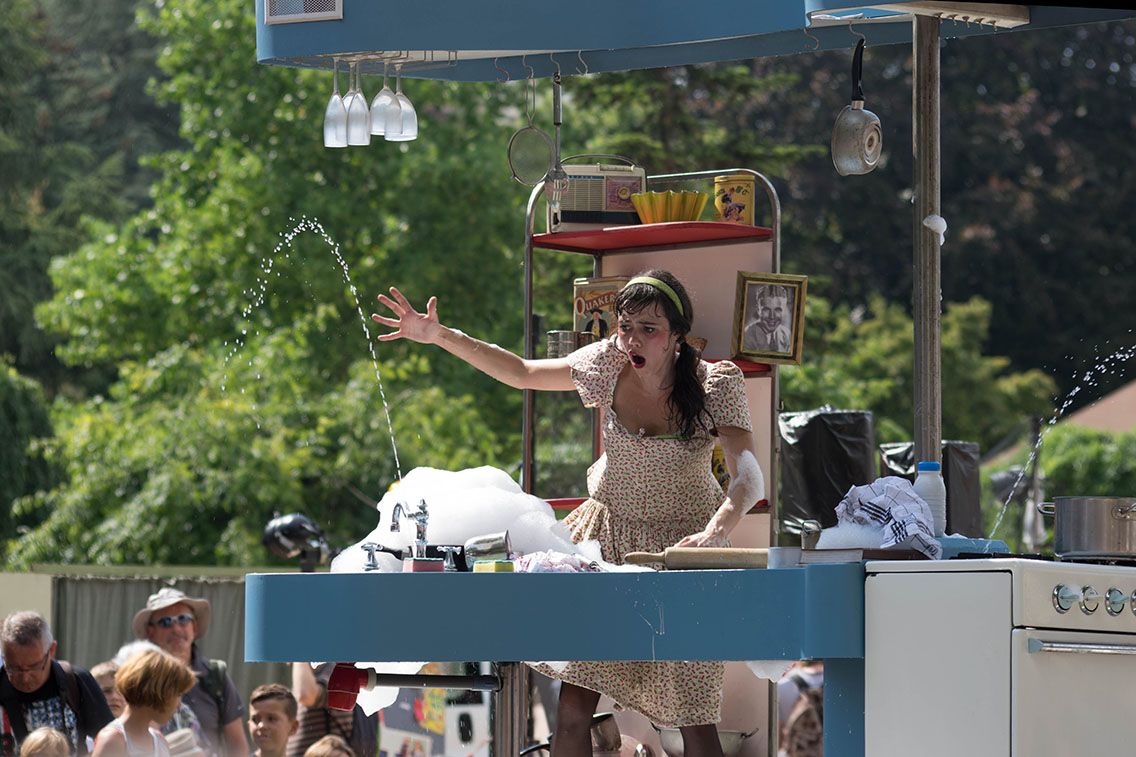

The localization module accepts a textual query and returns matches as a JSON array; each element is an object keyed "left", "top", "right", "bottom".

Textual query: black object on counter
[
  {"left": 779, "top": 407, "right": 877, "bottom": 536},
  {"left": 879, "top": 440, "right": 982, "bottom": 537}
]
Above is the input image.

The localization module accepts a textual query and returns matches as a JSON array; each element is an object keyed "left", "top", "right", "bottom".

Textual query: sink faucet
[
  {"left": 390, "top": 500, "right": 429, "bottom": 558},
  {"left": 411, "top": 500, "right": 429, "bottom": 558},
  {"left": 390, "top": 502, "right": 407, "bottom": 532}
]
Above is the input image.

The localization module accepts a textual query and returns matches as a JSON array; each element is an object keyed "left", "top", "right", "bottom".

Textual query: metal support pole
[
  {"left": 491, "top": 662, "right": 529, "bottom": 757},
  {"left": 522, "top": 184, "right": 543, "bottom": 493},
  {"left": 913, "top": 16, "right": 942, "bottom": 462}
]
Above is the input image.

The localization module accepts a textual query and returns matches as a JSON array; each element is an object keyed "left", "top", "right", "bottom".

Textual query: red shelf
[
  {"left": 533, "top": 222, "right": 774, "bottom": 254},
  {"left": 706, "top": 358, "right": 772, "bottom": 376}
]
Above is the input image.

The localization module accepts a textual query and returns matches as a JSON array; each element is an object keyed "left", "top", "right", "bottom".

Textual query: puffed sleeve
[
  {"left": 566, "top": 337, "right": 627, "bottom": 408},
  {"left": 703, "top": 360, "right": 753, "bottom": 432}
]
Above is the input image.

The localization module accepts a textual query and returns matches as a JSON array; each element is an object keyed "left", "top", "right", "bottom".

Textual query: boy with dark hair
[{"left": 248, "top": 685, "right": 298, "bottom": 757}]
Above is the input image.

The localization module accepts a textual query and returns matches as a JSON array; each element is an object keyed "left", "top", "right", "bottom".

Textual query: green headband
[{"left": 623, "top": 276, "right": 684, "bottom": 317}]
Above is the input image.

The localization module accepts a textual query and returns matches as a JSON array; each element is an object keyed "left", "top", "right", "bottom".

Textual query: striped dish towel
[{"left": 834, "top": 476, "right": 942, "bottom": 559}]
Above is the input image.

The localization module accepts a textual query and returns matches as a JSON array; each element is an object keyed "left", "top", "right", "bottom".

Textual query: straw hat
[
  {"left": 132, "top": 588, "right": 212, "bottom": 640},
  {"left": 165, "top": 728, "right": 207, "bottom": 757}
]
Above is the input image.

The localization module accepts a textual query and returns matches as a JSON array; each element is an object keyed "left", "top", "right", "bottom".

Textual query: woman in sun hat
[
  {"left": 373, "top": 270, "right": 765, "bottom": 756},
  {"left": 133, "top": 589, "right": 247, "bottom": 757}
]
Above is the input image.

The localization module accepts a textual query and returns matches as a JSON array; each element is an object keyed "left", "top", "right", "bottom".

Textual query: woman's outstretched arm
[{"left": 372, "top": 287, "right": 577, "bottom": 391}]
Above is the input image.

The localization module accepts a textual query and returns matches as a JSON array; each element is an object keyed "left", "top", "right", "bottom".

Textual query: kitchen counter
[{"left": 245, "top": 564, "right": 866, "bottom": 755}]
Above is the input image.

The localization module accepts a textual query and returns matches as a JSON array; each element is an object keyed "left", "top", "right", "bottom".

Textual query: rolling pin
[{"left": 622, "top": 547, "right": 768, "bottom": 569}]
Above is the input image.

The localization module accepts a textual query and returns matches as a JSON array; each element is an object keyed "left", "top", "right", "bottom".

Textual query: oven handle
[{"left": 1028, "top": 638, "right": 1136, "bottom": 656}]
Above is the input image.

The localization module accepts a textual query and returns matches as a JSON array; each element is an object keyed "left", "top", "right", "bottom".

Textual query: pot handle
[
  {"left": 1113, "top": 502, "right": 1136, "bottom": 519},
  {"left": 850, "top": 38, "right": 866, "bottom": 102},
  {"left": 1036, "top": 502, "right": 1055, "bottom": 516}
]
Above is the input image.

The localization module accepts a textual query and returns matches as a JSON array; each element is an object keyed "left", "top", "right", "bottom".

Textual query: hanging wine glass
[
  {"left": 323, "top": 58, "right": 347, "bottom": 148},
  {"left": 345, "top": 61, "right": 371, "bottom": 146},
  {"left": 370, "top": 61, "right": 397, "bottom": 136},
  {"left": 385, "top": 65, "right": 418, "bottom": 142}
]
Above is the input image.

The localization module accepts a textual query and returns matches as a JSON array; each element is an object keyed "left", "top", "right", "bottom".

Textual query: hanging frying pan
[{"left": 831, "top": 38, "right": 883, "bottom": 176}]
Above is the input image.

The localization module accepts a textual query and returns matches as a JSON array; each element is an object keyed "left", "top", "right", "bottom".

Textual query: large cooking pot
[{"left": 1037, "top": 496, "right": 1136, "bottom": 559}]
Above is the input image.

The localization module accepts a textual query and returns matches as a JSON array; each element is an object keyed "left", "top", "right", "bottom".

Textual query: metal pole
[
  {"left": 913, "top": 16, "right": 942, "bottom": 462},
  {"left": 522, "top": 184, "right": 544, "bottom": 493},
  {"left": 491, "top": 662, "right": 529, "bottom": 757}
]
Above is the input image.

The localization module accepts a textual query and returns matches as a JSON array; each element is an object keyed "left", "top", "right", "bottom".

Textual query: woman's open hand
[
  {"left": 673, "top": 528, "right": 730, "bottom": 549},
  {"left": 371, "top": 287, "right": 442, "bottom": 344}
]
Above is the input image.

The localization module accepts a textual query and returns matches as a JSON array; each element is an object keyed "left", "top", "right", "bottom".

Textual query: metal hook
[
  {"left": 848, "top": 17, "right": 866, "bottom": 43},
  {"left": 803, "top": 26, "right": 820, "bottom": 52},
  {"left": 521, "top": 54, "right": 535, "bottom": 81},
  {"left": 575, "top": 50, "right": 589, "bottom": 76},
  {"left": 493, "top": 57, "right": 510, "bottom": 84},
  {"left": 548, "top": 52, "right": 561, "bottom": 77}
]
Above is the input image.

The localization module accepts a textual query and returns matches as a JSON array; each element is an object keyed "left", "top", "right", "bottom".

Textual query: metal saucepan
[
  {"left": 1037, "top": 497, "right": 1136, "bottom": 559},
  {"left": 831, "top": 38, "right": 883, "bottom": 176}
]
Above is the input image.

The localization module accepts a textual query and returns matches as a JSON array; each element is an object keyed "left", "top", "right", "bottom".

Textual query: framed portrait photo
[{"left": 731, "top": 271, "right": 808, "bottom": 365}]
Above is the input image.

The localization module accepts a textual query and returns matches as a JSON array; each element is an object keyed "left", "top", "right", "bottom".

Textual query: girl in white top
[{"left": 93, "top": 651, "right": 196, "bottom": 757}]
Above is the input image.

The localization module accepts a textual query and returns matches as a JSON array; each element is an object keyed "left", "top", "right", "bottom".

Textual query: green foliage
[
  {"left": 7, "top": 318, "right": 502, "bottom": 567},
  {"left": 0, "top": 362, "right": 57, "bottom": 559},
  {"left": 0, "top": 0, "right": 181, "bottom": 394},
  {"left": 781, "top": 294, "right": 1056, "bottom": 451},
  {"left": 1040, "top": 425, "right": 1136, "bottom": 496}
]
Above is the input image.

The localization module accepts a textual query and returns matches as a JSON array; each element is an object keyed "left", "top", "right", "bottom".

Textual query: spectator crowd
[{"left": 0, "top": 590, "right": 377, "bottom": 757}]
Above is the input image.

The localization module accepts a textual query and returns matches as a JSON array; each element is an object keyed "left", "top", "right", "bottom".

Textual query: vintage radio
[{"left": 547, "top": 161, "right": 646, "bottom": 232}]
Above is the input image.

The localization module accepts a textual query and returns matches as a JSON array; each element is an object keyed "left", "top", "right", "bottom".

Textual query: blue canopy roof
[{"left": 256, "top": 2, "right": 1136, "bottom": 81}]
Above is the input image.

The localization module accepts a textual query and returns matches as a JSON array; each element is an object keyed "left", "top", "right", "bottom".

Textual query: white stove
[{"left": 864, "top": 557, "right": 1136, "bottom": 757}]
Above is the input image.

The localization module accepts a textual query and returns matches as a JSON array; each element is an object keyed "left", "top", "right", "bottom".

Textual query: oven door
[{"left": 1012, "top": 628, "right": 1136, "bottom": 755}]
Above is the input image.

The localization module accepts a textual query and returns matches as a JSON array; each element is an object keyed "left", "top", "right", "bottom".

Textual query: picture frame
[{"left": 731, "top": 271, "right": 808, "bottom": 365}]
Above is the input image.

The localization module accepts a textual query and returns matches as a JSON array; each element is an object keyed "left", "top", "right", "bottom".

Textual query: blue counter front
[{"left": 245, "top": 564, "right": 865, "bottom": 754}]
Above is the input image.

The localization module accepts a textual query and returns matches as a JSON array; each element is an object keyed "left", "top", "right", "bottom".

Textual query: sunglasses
[{"left": 150, "top": 613, "right": 195, "bottom": 629}]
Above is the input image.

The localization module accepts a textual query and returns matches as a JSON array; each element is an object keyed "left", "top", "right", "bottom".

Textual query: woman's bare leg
[
  {"left": 678, "top": 724, "right": 724, "bottom": 757},
  {"left": 551, "top": 682, "right": 601, "bottom": 757}
]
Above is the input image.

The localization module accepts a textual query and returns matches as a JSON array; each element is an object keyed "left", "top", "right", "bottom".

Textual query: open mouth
[{"left": 629, "top": 353, "right": 646, "bottom": 368}]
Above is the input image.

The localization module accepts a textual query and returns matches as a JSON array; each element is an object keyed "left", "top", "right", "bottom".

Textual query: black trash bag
[
  {"left": 878, "top": 441, "right": 982, "bottom": 536},
  {"left": 779, "top": 407, "right": 876, "bottom": 535}
]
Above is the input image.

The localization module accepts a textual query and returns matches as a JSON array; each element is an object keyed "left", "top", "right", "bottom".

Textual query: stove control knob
[
  {"left": 1105, "top": 588, "right": 1126, "bottom": 616},
  {"left": 1053, "top": 584, "right": 1079, "bottom": 613},
  {"left": 1080, "top": 586, "right": 1100, "bottom": 615}
]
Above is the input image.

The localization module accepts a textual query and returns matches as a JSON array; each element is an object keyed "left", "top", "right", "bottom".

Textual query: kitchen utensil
[
  {"left": 507, "top": 77, "right": 553, "bottom": 185},
  {"left": 1037, "top": 496, "right": 1136, "bottom": 559},
  {"left": 630, "top": 191, "right": 707, "bottom": 223},
  {"left": 622, "top": 547, "right": 768, "bottom": 569},
  {"left": 385, "top": 66, "right": 417, "bottom": 142},
  {"left": 546, "top": 330, "right": 595, "bottom": 357},
  {"left": 545, "top": 72, "right": 571, "bottom": 225},
  {"left": 464, "top": 531, "right": 512, "bottom": 563},
  {"left": 800, "top": 519, "right": 822, "bottom": 550},
  {"left": 369, "top": 60, "right": 396, "bottom": 136},
  {"left": 831, "top": 38, "right": 883, "bottom": 176}
]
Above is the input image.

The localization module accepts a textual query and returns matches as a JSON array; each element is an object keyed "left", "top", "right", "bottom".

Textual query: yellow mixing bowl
[{"left": 631, "top": 190, "right": 708, "bottom": 223}]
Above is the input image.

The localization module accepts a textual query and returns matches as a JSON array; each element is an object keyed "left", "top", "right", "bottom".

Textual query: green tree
[
  {"left": 781, "top": 294, "right": 1056, "bottom": 452},
  {"left": 0, "top": 362, "right": 56, "bottom": 561}
]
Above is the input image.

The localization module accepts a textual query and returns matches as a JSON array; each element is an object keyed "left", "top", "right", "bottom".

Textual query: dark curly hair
[{"left": 615, "top": 270, "right": 709, "bottom": 439}]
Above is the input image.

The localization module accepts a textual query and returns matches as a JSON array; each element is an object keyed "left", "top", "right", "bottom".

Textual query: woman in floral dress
[{"left": 372, "top": 270, "right": 765, "bottom": 757}]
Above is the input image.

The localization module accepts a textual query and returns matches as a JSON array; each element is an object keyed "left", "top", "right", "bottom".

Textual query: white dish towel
[{"left": 834, "top": 476, "right": 942, "bottom": 559}]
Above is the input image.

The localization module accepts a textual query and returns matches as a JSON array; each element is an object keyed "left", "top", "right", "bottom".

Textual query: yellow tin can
[{"left": 713, "top": 174, "right": 756, "bottom": 225}]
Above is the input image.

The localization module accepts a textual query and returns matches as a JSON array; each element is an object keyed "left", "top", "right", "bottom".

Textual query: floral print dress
[{"left": 529, "top": 337, "right": 753, "bottom": 727}]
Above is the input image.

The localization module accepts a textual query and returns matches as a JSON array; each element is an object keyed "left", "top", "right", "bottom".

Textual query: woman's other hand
[
  {"left": 673, "top": 529, "right": 730, "bottom": 548},
  {"left": 372, "top": 287, "right": 442, "bottom": 344}
]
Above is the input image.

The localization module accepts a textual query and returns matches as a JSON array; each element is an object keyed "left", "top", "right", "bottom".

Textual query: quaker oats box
[{"left": 573, "top": 276, "right": 630, "bottom": 340}]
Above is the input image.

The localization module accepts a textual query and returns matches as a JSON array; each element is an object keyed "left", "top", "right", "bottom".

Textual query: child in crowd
[
  {"left": 18, "top": 728, "right": 70, "bottom": 757},
  {"left": 92, "top": 650, "right": 196, "bottom": 757},
  {"left": 303, "top": 735, "right": 354, "bottom": 757},
  {"left": 90, "top": 662, "right": 127, "bottom": 718},
  {"left": 247, "top": 685, "right": 298, "bottom": 757}
]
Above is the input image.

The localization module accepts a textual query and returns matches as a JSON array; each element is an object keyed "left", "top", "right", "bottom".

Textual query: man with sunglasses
[
  {"left": 133, "top": 589, "right": 248, "bottom": 757},
  {"left": 0, "top": 611, "right": 113, "bottom": 756}
]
